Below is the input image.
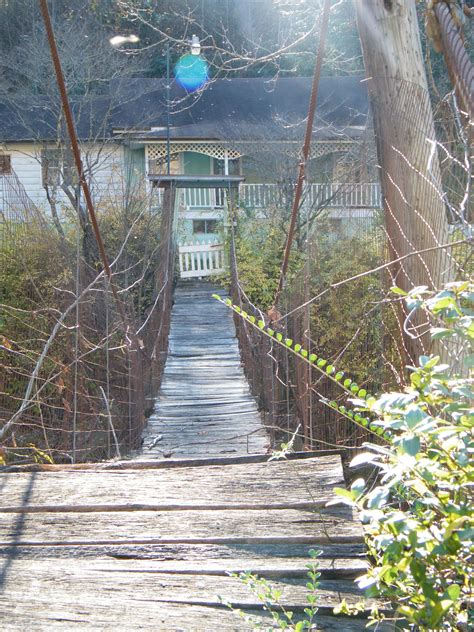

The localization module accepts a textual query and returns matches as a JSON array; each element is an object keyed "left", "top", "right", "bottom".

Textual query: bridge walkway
[{"left": 137, "top": 281, "right": 268, "bottom": 460}]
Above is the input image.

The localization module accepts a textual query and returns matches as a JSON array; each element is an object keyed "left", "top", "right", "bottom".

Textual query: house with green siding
[{"left": 0, "top": 76, "right": 381, "bottom": 255}]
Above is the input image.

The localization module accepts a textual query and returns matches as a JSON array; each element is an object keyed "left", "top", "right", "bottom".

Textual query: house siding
[{"left": 2, "top": 142, "right": 124, "bottom": 213}]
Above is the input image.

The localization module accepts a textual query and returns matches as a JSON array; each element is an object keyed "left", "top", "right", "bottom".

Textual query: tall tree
[{"left": 354, "top": 0, "right": 453, "bottom": 362}]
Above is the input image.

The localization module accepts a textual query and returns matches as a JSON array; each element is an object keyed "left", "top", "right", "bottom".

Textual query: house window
[
  {"left": 41, "top": 147, "right": 77, "bottom": 187},
  {"left": 41, "top": 149, "right": 61, "bottom": 187},
  {"left": 148, "top": 153, "right": 180, "bottom": 176},
  {"left": 193, "top": 219, "right": 218, "bottom": 234},
  {"left": 0, "top": 154, "right": 11, "bottom": 175},
  {"left": 213, "top": 157, "right": 240, "bottom": 176}
]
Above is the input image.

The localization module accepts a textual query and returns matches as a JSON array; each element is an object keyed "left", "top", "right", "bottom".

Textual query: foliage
[
  {"left": 98, "top": 201, "right": 163, "bottom": 319},
  {"left": 222, "top": 549, "right": 321, "bottom": 631},
  {"left": 232, "top": 212, "right": 305, "bottom": 310},
  {"left": 335, "top": 281, "right": 474, "bottom": 631},
  {"left": 302, "top": 219, "right": 396, "bottom": 391},
  {"left": 232, "top": 209, "right": 399, "bottom": 418}
]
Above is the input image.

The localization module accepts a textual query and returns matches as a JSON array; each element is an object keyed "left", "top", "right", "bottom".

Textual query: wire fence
[{"left": 0, "top": 171, "right": 175, "bottom": 463}]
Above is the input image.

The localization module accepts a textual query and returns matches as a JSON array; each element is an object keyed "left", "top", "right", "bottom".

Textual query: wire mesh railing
[{"left": 0, "top": 170, "right": 175, "bottom": 464}]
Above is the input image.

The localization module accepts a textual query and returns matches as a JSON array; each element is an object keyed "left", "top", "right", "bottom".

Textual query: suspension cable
[
  {"left": 38, "top": 0, "right": 131, "bottom": 336},
  {"left": 271, "top": 0, "right": 332, "bottom": 313}
]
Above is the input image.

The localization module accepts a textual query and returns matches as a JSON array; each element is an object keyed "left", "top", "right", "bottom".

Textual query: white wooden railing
[
  {"left": 239, "top": 183, "right": 381, "bottom": 209},
  {"left": 178, "top": 241, "right": 226, "bottom": 278},
  {"left": 153, "top": 183, "right": 382, "bottom": 211},
  {"left": 153, "top": 188, "right": 224, "bottom": 209}
]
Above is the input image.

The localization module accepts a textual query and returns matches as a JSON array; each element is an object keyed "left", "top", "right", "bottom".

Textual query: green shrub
[{"left": 335, "top": 281, "right": 473, "bottom": 630}]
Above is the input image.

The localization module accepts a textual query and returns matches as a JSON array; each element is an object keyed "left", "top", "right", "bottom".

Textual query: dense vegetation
[{"left": 336, "top": 283, "right": 473, "bottom": 631}]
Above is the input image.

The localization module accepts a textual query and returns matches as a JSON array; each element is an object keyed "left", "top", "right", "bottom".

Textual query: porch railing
[
  {"left": 239, "top": 182, "right": 382, "bottom": 209},
  {"left": 154, "top": 183, "right": 382, "bottom": 211},
  {"left": 178, "top": 241, "right": 226, "bottom": 278}
]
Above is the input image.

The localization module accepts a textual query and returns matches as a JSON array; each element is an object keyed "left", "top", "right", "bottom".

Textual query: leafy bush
[
  {"left": 233, "top": 214, "right": 305, "bottom": 310},
  {"left": 336, "top": 281, "right": 473, "bottom": 630},
  {"left": 98, "top": 203, "right": 163, "bottom": 319},
  {"left": 223, "top": 548, "right": 321, "bottom": 631}
]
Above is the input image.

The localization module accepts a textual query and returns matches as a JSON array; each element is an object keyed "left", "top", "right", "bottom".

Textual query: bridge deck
[
  {"left": 0, "top": 454, "right": 378, "bottom": 630},
  {"left": 137, "top": 281, "right": 268, "bottom": 460}
]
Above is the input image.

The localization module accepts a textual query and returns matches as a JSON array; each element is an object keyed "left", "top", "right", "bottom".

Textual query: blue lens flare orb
[{"left": 174, "top": 54, "right": 209, "bottom": 92}]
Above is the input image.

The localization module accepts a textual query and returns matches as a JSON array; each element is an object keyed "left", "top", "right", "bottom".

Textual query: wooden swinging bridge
[{"left": 0, "top": 283, "right": 386, "bottom": 630}]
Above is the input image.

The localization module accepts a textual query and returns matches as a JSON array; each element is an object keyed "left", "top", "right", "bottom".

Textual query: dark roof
[
  {"left": 0, "top": 76, "right": 368, "bottom": 143},
  {"left": 0, "top": 97, "right": 112, "bottom": 143}
]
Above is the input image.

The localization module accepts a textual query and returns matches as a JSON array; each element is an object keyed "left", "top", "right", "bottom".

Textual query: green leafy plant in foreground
[
  {"left": 334, "top": 282, "right": 473, "bottom": 631},
  {"left": 221, "top": 549, "right": 322, "bottom": 631}
]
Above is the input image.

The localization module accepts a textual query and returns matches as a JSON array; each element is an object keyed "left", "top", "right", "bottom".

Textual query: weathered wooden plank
[
  {"left": 0, "top": 455, "right": 347, "bottom": 509},
  {"left": 0, "top": 450, "right": 343, "bottom": 473},
  {"left": 0, "top": 543, "right": 366, "bottom": 572},
  {"left": 0, "top": 606, "right": 376, "bottom": 631},
  {"left": 0, "top": 506, "right": 360, "bottom": 542},
  {"left": 0, "top": 559, "right": 372, "bottom": 612}
]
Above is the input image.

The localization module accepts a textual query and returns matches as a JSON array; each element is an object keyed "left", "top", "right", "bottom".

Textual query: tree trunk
[{"left": 355, "top": 0, "right": 452, "bottom": 363}]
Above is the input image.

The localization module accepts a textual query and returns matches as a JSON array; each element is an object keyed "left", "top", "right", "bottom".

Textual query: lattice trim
[
  {"left": 147, "top": 143, "right": 242, "bottom": 161},
  {"left": 147, "top": 140, "right": 357, "bottom": 163},
  {"left": 235, "top": 140, "right": 356, "bottom": 159}
]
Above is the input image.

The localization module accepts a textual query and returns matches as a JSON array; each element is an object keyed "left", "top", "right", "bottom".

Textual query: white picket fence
[{"left": 178, "top": 241, "right": 226, "bottom": 279}]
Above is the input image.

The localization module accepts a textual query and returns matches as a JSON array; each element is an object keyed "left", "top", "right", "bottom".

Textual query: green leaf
[
  {"left": 335, "top": 371, "right": 344, "bottom": 381},
  {"left": 326, "top": 365, "right": 335, "bottom": 374},
  {"left": 343, "top": 378, "right": 352, "bottom": 388},
  {"left": 294, "top": 344, "right": 301, "bottom": 352},
  {"left": 431, "top": 327, "right": 455, "bottom": 339},
  {"left": 267, "top": 328, "right": 275, "bottom": 337},
  {"left": 258, "top": 320, "right": 265, "bottom": 329},
  {"left": 276, "top": 333, "right": 283, "bottom": 342},
  {"left": 317, "top": 358, "right": 327, "bottom": 368},
  {"left": 447, "top": 584, "right": 461, "bottom": 601},
  {"left": 309, "top": 354, "right": 317, "bottom": 362},
  {"left": 357, "top": 388, "right": 367, "bottom": 398},
  {"left": 420, "top": 355, "right": 440, "bottom": 370},
  {"left": 301, "top": 349, "right": 308, "bottom": 357},
  {"left": 285, "top": 338, "right": 293, "bottom": 347},
  {"left": 391, "top": 286, "right": 408, "bottom": 296},
  {"left": 350, "top": 452, "right": 374, "bottom": 468},
  {"left": 333, "top": 487, "right": 356, "bottom": 503},
  {"left": 400, "top": 435, "right": 420, "bottom": 456}
]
